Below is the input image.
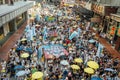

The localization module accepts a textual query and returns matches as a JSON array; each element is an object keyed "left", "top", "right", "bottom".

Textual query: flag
[
  {"left": 96, "top": 43, "right": 104, "bottom": 57},
  {"left": 69, "top": 31, "right": 78, "bottom": 40}
]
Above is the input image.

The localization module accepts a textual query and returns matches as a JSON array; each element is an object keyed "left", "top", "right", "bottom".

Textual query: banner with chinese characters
[
  {"left": 109, "top": 26, "right": 116, "bottom": 35},
  {"left": 43, "top": 44, "right": 69, "bottom": 59},
  {"left": 117, "top": 26, "right": 120, "bottom": 37}
]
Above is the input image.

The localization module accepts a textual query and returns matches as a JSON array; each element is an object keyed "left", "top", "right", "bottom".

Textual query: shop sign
[
  {"left": 91, "top": 17, "right": 101, "bottom": 22},
  {"left": 109, "top": 26, "right": 116, "bottom": 35},
  {"left": 117, "top": 26, "right": 120, "bottom": 36},
  {"left": 111, "top": 14, "right": 120, "bottom": 22},
  {"left": 92, "top": 4, "right": 104, "bottom": 15}
]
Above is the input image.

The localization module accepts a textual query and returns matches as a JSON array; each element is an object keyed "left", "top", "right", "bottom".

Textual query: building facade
[
  {"left": 77, "top": 0, "right": 120, "bottom": 52},
  {"left": 0, "top": 1, "right": 34, "bottom": 46}
]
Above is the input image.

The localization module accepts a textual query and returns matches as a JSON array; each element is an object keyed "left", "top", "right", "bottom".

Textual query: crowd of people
[{"left": 0, "top": 1, "right": 120, "bottom": 80}]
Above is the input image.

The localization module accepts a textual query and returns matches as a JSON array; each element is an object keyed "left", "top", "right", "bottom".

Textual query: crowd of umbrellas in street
[{"left": 0, "top": 1, "right": 120, "bottom": 80}]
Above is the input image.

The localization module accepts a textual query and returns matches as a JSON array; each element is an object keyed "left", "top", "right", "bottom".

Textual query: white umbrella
[
  {"left": 60, "top": 60, "right": 69, "bottom": 65},
  {"left": 104, "top": 68, "right": 115, "bottom": 72},
  {"left": 16, "top": 70, "right": 26, "bottom": 77},
  {"left": 88, "top": 39, "right": 96, "bottom": 43}
]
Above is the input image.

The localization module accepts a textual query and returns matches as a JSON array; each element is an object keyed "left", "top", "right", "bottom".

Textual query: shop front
[
  {"left": 109, "top": 14, "right": 120, "bottom": 52},
  {"left": 0, "top": 11, "right": 27, "bottom": 46},
  {"left": 90, "top": 4, "right": 105, "bottom": 33},
  {"left": 91, "top": 3, "right": 118, "bottom": 36}
]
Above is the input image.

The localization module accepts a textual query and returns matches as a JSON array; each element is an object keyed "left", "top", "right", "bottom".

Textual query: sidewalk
[
  {"left": 96, "top": 34, "right": 120, "bottom": 59},
  {"left": 0, "top": 21, "right": 27, "bottom": 61}
]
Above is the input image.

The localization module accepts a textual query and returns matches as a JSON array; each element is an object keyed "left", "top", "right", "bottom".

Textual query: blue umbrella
[
  {"left": 88, "top": 39, "right": 96, "bottom": 43},
  {"left": 60, "top": 60, "right": 69, "bottom": 65},
  {"left": 104, "top": 68, "right": 114, "bottom": 72},
  {"left": 14, "top": 65, "right": 24, "bottom": 70},
  {"left": 16, "top": 70, "right": 26, "bottom": 77},
  {"left": 91, "top": 77, "right": 102, "bottom": 80}
]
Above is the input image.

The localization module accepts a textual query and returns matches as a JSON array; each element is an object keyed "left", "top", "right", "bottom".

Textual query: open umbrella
[
  {"left": 91, "top": 77, "right": 102, "bottom": 80},
  {"left": 35, "top": 24, "right": 40, "bottom": 27},
  {"left": 14, "top": 65, "right": 24, "bottom": 70},
  {"left": 20, "top": 38, "right": 27, "bottom": 41},
  {"left": 60, "top": 60, "right": 69, "bottom": 65},
  {"left": 16, "top": 70, "right": 26, "bottom": 77},
  {"left": 71, "top": 64, "right": 80, "bottom": 70},
  {"left": 104, "top": 68, "right": 114, "bottom": 72},
  {"left": 74, "top": 58, "right": 83, "bottom": 63},
  {"left": 84, "top": 67, "right": 94, "bottom": 74},
  {"left": 32, "top": 72, "right": 43, "bottom": 79},
  {"left": 21, "top": 53, "right": 29, "bottom": 58},
  {"left": 87, "top": 61, "right": 99, "bottom": 69},
  {"left": 88, "top": 39, "right": 96, "bottom": 43}
]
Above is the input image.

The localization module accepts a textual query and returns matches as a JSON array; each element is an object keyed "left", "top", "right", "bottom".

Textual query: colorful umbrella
[
  {"left": 84, "top": 67, "right": 94, "bottom": 74},
  {"left": 60, "top": 60, "right": 69, "bottom": 65},
  {"left": 32, "top": 72, "right": 43, "bottom": 79},
  {"left": 71, "top": 64, "right": 80, "bottom": 70},
  {"left": 87, "top": 61, "right": 99, "bottom": 69},
  {"left": 74, "top": 58, "right": 83, "bottom": 63},
  {"left": 14, "top": 65, "right": 24, "bottom": 70},
  {"left": 21, "top": 53, "right": 29, "bottom": 58},
  {"left": 16, "top": 70, "right": 26, "bottom": 77}
]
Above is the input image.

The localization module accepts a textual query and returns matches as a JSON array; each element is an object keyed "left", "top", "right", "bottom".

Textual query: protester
[{"left": 0, "top": 1, "right": 120, "bottom": 80}]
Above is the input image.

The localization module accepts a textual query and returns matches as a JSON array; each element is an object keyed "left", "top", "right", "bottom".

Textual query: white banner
[{"left": 96, "top": 43, "right": 104, "bottom": 57}]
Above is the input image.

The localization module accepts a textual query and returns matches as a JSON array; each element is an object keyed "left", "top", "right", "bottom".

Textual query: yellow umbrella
[
  {"left": 20, "top": 38, "right": 27, "bottom": 41},
  {"left": 84, "top": 67, "right": 94, "bottom": 74},
  {"left": 21, "top": 53, "right": 29, "bottom": 58},
  {"left": 87, "top": 61, "right": 99, "bottom": 69},
  {"left": 71, "top": 64, "right": 80, "bottom": 70},
  {"left": 74, "top": 58, "right": 83, "bottom": 63},
  {"left": 32, "top": 72, "right": 43, "bottom": 79}
]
